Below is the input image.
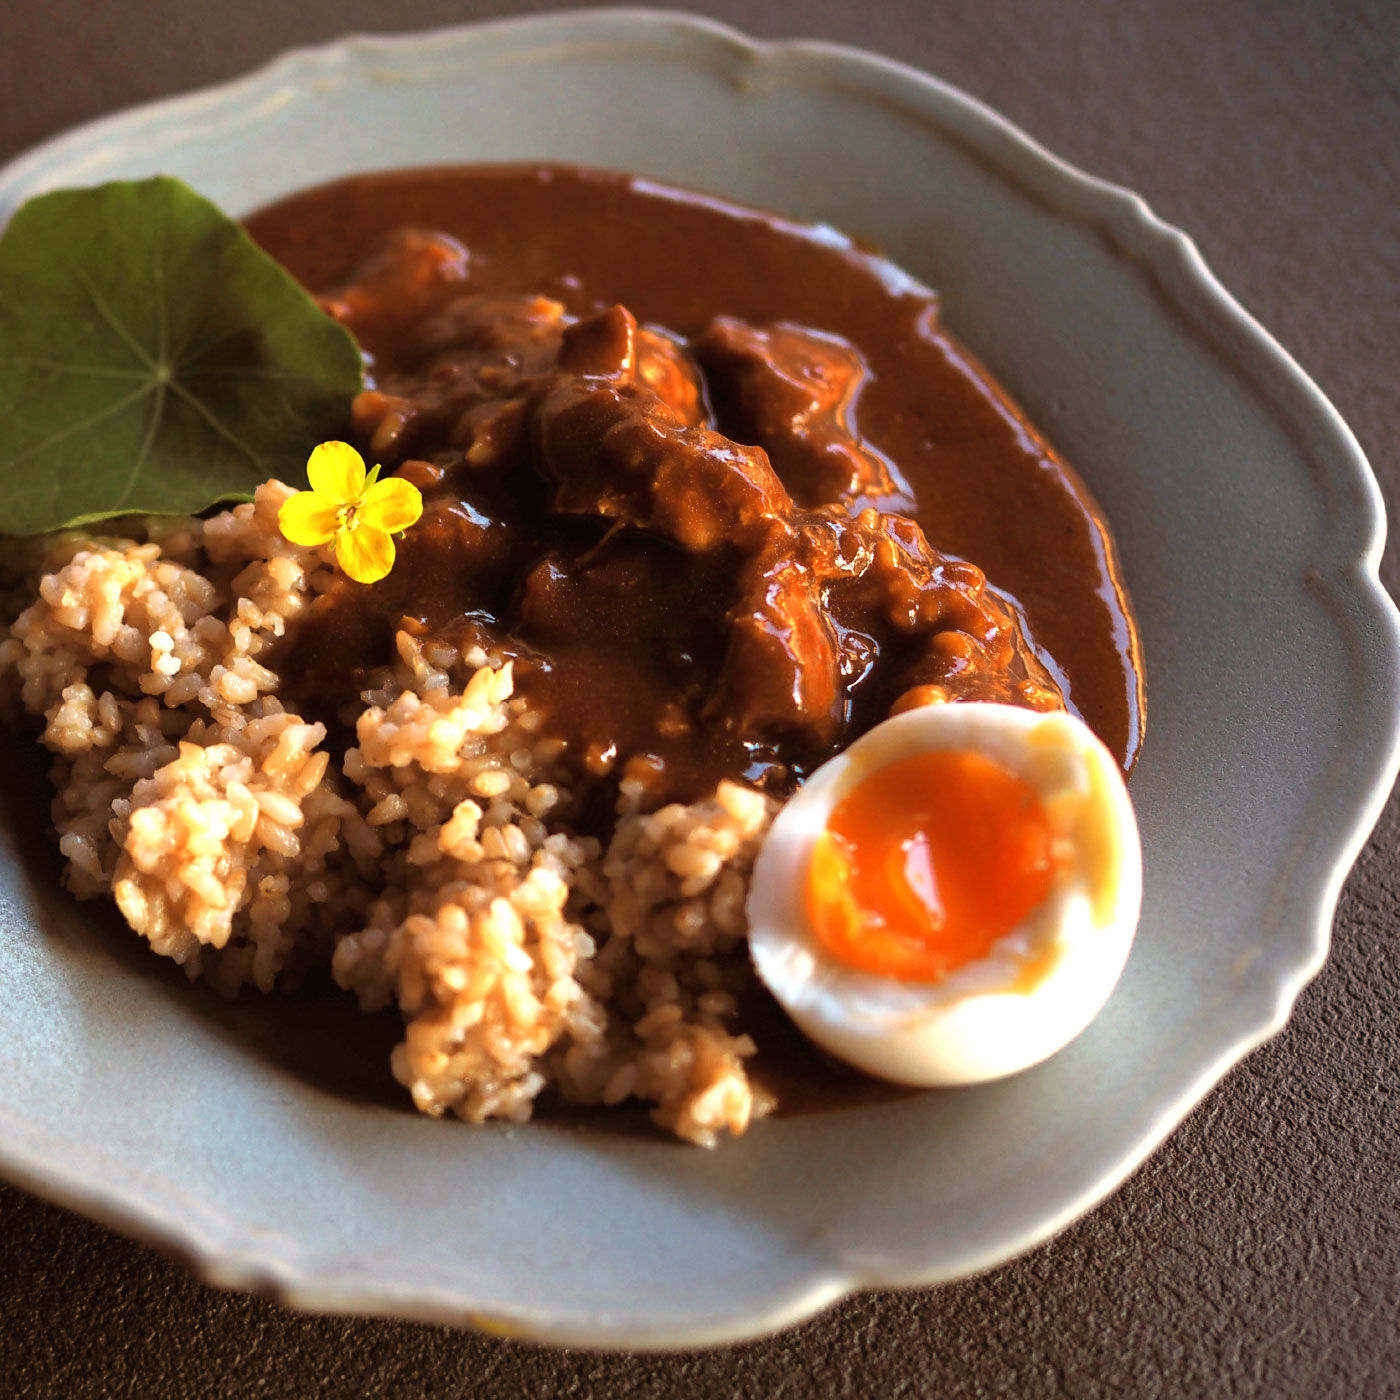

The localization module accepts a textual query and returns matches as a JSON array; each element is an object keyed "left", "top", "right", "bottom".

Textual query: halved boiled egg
[{"left": 747, "top": 702, "right": 1141, "bottom": 1086}]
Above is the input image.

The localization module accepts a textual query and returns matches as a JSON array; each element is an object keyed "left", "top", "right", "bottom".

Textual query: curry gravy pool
[{"left": 248, "top": 164, "right": 1142, "bottom": 799}]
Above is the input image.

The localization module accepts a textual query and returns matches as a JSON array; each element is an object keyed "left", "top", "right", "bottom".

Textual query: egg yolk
[{"left": 804, "top": 749, "right": 1061, "bottom": 982}]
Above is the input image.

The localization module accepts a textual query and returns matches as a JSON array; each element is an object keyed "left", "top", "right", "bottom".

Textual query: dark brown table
[{"left": 2, "top": 2, "right": 1397, "bottom": 1395}]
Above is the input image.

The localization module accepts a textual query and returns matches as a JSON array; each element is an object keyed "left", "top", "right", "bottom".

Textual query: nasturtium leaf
[{"left": 0, "top": 177, "right": 365, "bottom": 535}]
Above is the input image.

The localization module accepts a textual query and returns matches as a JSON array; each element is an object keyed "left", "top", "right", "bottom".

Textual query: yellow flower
[{"left": 278, "top": 441, "right": 423, "bottom": 584}]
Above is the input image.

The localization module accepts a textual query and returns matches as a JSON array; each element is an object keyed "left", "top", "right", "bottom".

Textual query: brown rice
[{"left": 0, "top": 480, "right": 776, "bottom": 1145}]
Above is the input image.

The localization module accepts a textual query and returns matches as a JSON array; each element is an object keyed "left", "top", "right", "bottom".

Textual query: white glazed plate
[{"left": 1, "top": 10, "right": 1397, "bottom": 1349}]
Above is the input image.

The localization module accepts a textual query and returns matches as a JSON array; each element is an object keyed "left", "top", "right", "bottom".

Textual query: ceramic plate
[{"left": 0, "top": 10, "right": 1396, "bottom": 1349}]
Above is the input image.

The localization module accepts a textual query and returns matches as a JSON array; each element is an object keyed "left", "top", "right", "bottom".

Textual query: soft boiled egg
[{"left": 746, "top": 702, "right": 1142, "bottom": 1086}]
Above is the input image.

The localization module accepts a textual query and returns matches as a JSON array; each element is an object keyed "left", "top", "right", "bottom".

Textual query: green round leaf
[{"left": 0, "top": 177, "right": 364, "bottom": 534}]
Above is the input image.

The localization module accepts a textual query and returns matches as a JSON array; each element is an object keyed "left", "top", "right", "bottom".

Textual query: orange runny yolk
[{"left": 804, "top": 749, "right": 1063, "bottom": 982}]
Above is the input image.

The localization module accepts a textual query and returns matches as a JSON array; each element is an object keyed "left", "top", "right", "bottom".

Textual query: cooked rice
[{"left": 0, "top": 481, "right": 777, "bottom": 1144}]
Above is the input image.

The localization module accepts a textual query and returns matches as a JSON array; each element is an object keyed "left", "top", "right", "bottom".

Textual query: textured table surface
[{"left": 1, "top": 2, "right": 1397, "bottom": 1396}]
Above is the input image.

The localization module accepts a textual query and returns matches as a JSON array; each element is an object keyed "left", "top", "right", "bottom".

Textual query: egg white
[{"left": 746, "top": 702, "right": 1142, "bottom": 1086}]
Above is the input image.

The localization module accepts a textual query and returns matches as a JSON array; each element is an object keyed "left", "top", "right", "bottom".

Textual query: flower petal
[
  {"left": 306, "top": 441, "right": 366, "bottom": 504},
  {"left": 336, "top": 524, "right": 395, "bottom": 584},
  {"left": 278, "top": 490, "right": 341, "bottom": 547},
  {"left": 358, "top": 476, "right": 424, "bottom": 534}
]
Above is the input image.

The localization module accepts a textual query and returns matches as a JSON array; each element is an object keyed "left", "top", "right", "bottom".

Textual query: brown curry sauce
[{"left": 246, "top": 164, "right": 1142, "bottom": 821}]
